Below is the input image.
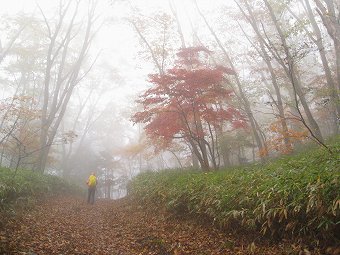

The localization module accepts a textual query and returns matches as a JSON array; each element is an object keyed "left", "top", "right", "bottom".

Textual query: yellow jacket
[{"left": 87, "top": 174, "right": 97, "bottom": 187}]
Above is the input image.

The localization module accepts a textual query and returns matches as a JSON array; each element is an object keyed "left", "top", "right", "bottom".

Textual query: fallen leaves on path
[{"left": 0, "top": 197, "right": 332, "bottom": 254}]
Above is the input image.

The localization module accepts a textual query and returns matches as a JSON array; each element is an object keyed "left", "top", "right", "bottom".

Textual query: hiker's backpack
[{"left": 88, "top": 175, "right": 97, "bottom": 187}]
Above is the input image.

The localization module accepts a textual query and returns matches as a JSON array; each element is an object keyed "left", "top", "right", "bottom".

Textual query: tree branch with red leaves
[{"left": 132, "top": 47, "right": 246, "bottom": 171}]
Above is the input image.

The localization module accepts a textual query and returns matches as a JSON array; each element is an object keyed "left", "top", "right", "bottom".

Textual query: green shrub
[
  {"left": 0, "top": 168, "right": 82, "bottom": 211},
  {"left": 128, "top": 141, "right": 340, "bottom": 239}
]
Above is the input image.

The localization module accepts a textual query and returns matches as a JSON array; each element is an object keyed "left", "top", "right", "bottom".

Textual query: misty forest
[{"left": 0, "top": 0, "right": 339, "bottom": 254}]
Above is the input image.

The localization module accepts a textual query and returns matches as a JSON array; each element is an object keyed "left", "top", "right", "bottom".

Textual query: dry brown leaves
[{"left": 0, "top": 197, "right": 337, "bottom": 255}]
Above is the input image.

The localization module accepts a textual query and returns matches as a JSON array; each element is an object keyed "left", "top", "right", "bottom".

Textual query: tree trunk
[
  {"left": 314, "top": 0, "right": 340, "bottom": 92},
  {"left": 299, "top": 0, "right": 339, "bottom": 134},
  {"left": 222, "top": 148, "right": 231, "bottom": 167},
  {"left": 238, "top": 0, "right": 292, "bottom": 152},
  {"left": 169, "top": 0, "right": 186, "bottom": 48},
  {"left": 36, "top": 1, "right": 97, "bottom": 172},
  {"left": 194, "top": 0, "right": 266, "bottom": 161},
  {"left": 191, "top": 151, "right": 199, "bottom": 168},
  {"left": 263, "top": 0, "right": 324, "bottom": 142}
]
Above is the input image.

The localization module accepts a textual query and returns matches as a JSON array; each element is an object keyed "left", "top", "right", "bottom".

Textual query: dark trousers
[{"left": 87, "top": 186, "right": 96, "bottom": 204}]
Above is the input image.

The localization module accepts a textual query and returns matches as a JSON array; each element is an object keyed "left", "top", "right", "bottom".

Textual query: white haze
[{"left": 0, "top": 0, "right": 232, "bottom": 198}]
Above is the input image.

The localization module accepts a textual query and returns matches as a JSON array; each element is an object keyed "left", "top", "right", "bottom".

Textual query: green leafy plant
[
  {"left": 0, "top": 168, "right": 82, "bottom": 211},
  {"left": 129, "top": 139, "right": 340, "bottom": 240}
]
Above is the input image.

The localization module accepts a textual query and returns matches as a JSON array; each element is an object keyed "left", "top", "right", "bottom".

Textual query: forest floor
[{"left": 0, "top": 196, "right": 334, "bottom": 255}]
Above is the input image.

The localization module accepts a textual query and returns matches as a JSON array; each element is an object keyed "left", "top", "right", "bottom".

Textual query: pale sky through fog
[
  {"left": 1, "top": 0, "right": 145, "bottom": 105},
  {"left": 0, "top": 0, "right": 229, "bottom": 106}
]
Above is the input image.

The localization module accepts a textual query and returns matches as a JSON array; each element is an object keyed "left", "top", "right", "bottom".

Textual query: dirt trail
[{"left": 0, "top": 197, "right": 311, "bottom": 255}]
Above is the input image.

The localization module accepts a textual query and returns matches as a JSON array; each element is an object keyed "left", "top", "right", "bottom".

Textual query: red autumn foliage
[
  {"left": 175, "top": 46, "right": 211, "bottom": 66},
  {"left": 132, "top": 47, "right": 245, "bottom": 169}
]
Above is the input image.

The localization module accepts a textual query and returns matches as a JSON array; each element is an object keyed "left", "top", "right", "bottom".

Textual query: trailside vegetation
[
  {"left": 0, "top": 168, "right": 82, "bottom": 212},
  {"left": 128, "top": 140, "right": 340, "bottom": 241}
]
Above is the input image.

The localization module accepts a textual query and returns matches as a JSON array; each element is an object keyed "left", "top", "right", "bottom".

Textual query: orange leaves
[
  {"left": 259, "top": 147, "right": 269, "bottom": 158},
  {"left": 268, "top": 120, "right": 308, "bottom": 141},
  {"left": 262, "top": 120, "right": 309, "bottom": 156}
]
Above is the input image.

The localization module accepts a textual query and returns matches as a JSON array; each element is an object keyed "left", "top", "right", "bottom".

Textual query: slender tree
[
  {"left": 314, "top": 0, "right": 340, "bottom": 94},
  {"left": 261, "top": 0, "right": 324, "bottom": 143},
  {"left": 287, "top": 0, "right": 340, "bottom": 134},
  {"left": 194, "top": 0, "right": 267, "bottom": 161},
  {"left": 236, "top": 0, "right": 293, "bottom": 153},
  {"left": 36, "top": 0, "right": 100, "bottom": 172}
]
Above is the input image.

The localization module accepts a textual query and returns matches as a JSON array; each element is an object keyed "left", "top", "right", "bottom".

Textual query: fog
[{"left": 0, "top": 0, "right": 339, "bottom": 198}]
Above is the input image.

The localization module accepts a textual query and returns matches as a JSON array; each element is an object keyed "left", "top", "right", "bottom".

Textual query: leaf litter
[{"left": 0, "top": 196, "right": 336, "bottom": 255}]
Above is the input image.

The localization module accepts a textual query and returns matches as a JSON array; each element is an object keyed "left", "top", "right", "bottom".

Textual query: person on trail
[{"left": 86, "top": 172, "right": 97, "bottom": 204}]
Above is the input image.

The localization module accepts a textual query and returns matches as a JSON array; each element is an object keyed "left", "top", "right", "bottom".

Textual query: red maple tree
[{"left": 132, "top": 47, "right": 245, "bottom": 171}]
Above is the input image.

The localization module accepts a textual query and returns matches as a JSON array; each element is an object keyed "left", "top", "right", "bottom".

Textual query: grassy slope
[
  {"left": 129, "top": 140, "right": 340, "bottom": 240},
  {"left": 0, "top": 168, "right": 82, "bottom": 212}
]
